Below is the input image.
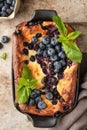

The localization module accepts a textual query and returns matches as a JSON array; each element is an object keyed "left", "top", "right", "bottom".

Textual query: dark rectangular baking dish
[{"left": 12, "top": 9, "right": 80, "bottom": 128}]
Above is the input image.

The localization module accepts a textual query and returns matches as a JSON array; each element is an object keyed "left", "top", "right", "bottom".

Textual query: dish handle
[{"left": 30, "top": 10, "right": 57, "bottom": 21}]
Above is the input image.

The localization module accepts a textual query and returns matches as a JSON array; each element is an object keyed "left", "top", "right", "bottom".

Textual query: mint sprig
[
  {"left": 52, "top": 15, "right": 82, "bottom": 63},
  {"left": 16, "top": 65, "right": 37, "bottom": 104}
]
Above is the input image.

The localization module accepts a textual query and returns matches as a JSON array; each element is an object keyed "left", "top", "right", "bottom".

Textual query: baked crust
[{"left": 12, "top": 21, "right": 78, "bottom": 116}]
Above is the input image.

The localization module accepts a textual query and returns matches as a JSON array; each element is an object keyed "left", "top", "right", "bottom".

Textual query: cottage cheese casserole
[{"left": 12, "top": 20, "right": 78, "bottom": 116}]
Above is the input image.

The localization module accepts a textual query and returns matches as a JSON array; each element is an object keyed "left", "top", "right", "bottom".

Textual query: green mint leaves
[
  {"left": 52, "top": 15, "right": 82, "bottom": 63},
  {"left": 16, "top": 65, "right": 37, "bottom": 104}
]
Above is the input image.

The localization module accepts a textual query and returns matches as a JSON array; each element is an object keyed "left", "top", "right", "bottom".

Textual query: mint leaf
[
  {"left": 67, "top": 31, "right": 81, "bottom": 40},
  {"left": 0, "top": 52, "right": 7, "bottom": 60},
  {"left": 52, "top": 15, "right": 82, "bottom": 63},
  {"left": 22, "top": 64, "right": 33, "bottom": 80},
  {"left": 52, "top": 15, "right": 67, "bottom": 36},
  {"left": 16, "top": 65, "right": 37, "bottom": 104},
  {"left": 17, "top": 87, "right": 31, "bottom": 104},
  {"left": 62, "top": 41, "right": 82, "bottom": 63}
]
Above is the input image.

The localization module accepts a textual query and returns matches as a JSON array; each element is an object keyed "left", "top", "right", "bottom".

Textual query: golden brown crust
[{"left": 12, "top": 21, "right": 78, "bottom": 116}]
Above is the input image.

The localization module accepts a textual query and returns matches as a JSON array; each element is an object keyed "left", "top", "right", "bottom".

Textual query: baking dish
[{"left": 12, "top": 9, "right": 80, "bottom": 128}]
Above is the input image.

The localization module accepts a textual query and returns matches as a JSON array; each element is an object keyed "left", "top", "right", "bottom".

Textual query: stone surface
[{"left": 0, "top": 0, "right": 87, "bottom": 130}]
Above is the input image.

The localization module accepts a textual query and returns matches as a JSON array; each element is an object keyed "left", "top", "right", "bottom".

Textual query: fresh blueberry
[
  {"left": 10, "top": 6, "right": 14, "bottom": 10},
  {"left": 33, "top": 89, "right": 41, "bottom": 95},
  {"left": 45, "top": 92, "right": 53, "bottom": 100},
  {"left": 37, "top": 101, "right": 46, "bottom": 109},
  {"left": 42, "top": 37, "right": 49, "bottom": 44},
  {"left": 46, "top": 44, "right": 53, "bottom": 49},
  {"left": 0, "top": 42, "right": 3, "bottom": 49},
  {"left": 47, "top": 48, "right": 55, "bottom": 56},
  {"left": 4, "top": 3, "right": 10, "bottom": 9},
  {"left": 43, "top": 50, "right": 48, "bottom": 58},
  {"left": 0, "top": 2, "right": 3, "bottom": 9},
  {"left": 55, "top": 44, "right": 61, "bottom": 52},
  {"left": 31, "top": 36, "right": 37, "bottom": 43},
  {"left": 12, "top": 0, "right": 16, "bottom": 7},
  {"left": 2, "top": 6, "right": 7, "bottom": 12},
  {"left": 50, "top": 55, "right": 58, "bottom": 62},
  {"left": 30, "top": 92, "right": 37, "bottom": 99},
  {"left": 39, "top": 42, "right": 45, "bottom": 50},
  {"left": 51, "top": 37, "right": 57, "bottom": 46},
  {"left": 35, "top": 96, "right": 42, "bottom": 103},
  {"left": 26, "top": 21, "right": 35, "bottom": 26},
  {"left": 37, "top": 49, "right": 43, "bottom": 56},
  {"left": 1, "top": 36, "right": 10, "bottom": 43},
  {"left": 60, "top": 60, "right": 66, "bottom": 67},
  {"left": 1, "top": 11, "right": 8, "bottom": 17},
  {"left": 28, "top": 98, "right": 35, "bottom": 106},
  {"left": 30, "top": 55, "right": 35, "bottom": 62},
  {"left": 53, "top": 61, "right": 62, "bottom": 69},
  {"left": 36, "top": 33, "right": 42, "bottom": 38},
  {"left": 58, "top": 52, "right": 66, "bottom": 59},
  {"left": 6, "top": 0, "right": 12, "bottom": 5},
  {"left": 22, "top": 48, "right": 28, "bottom": 55},
  {"left": 23, "top": 42, "right": 29, "bottom": 47},
  {"left": 42, "top": 68, "right": 48, "bottom": 74},
  {"left": 6, "top": 8, "right": 12, "bottom": 15}
]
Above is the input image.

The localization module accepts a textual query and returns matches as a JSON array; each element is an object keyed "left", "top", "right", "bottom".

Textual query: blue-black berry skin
[{"left": 1, "top": 36, "right": 10, "bottom": 43}]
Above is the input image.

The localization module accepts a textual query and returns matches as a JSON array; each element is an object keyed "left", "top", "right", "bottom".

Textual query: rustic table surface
[{"left": 0, "top": 0, "right": 87, "bottom": 130}]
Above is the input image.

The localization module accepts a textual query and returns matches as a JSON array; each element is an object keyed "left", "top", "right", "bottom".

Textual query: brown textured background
[{"left": 0, "top": 0, "right": 87, "bottom": 130}]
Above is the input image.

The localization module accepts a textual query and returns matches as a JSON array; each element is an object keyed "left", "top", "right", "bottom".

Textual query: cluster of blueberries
[{"left": 0, "top": 0, "right": 16, "bottom": 17}]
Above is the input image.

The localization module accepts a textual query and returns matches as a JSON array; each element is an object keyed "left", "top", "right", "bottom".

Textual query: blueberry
[
  {"left": 1, "top": 36, "right": 10, "bottom": 43},
  {"left": 6, "top": 0, "right": 12, "bottom": 5},
  {"left": 22, "top": 48, "right": 28, "bottom": 55},
  {"left": 31, "top": 36, "right": 37, "bottom": 43},
  {"left": 43, "top": 50, "right": 48, "bottom": 58},
  {"left": 50, "top": 55, "right": 58, "bottom": 62},
  {"left": 6, "top": 8, "right": 12, "bottom": 15},
  {"left": 53, "top": 61, "right": 62, "bottom": 70},
  {"left": 39, "top": 42, "right": 45, "bottom": 50},
  {"left": 46, "top": 44, "right": 53, "bottom": 49},
  {"left": 2, "top": 6, "right": 7, "bottom": 12},
  {"left": 12, "top": 0, "right": 16, "bottom": 7},
  {"left": 26, "top": 21, "right": 35, "bottom": 26},
  {"left": 24, "top": 60, "right": 29, "bottom": 64},
  {"left": 42, "top": 68, "right": 48, "bottom": 74},
  {"left": 37, "top": 101, "right": 46, "bottom": 109},
  {"left": 28, "top": 98, "right": 35, "bottom": 106},
  {"left": 14, "top": 30, "right": 22, "bottom": 35},
  {"left": 28, "top": 43, "right": 33, "bottom": 50},
  {"left": 49, "top": 77, "right": 58, "bottom": 86},
  {"left": 33, "top": 89, "right": 41, "bottom": 95},
  {"left": 4, "top": 3, "right": 10, "bottom": 9},
  {"left": 35, "top": 96, "right": 42, "bottom": 103},
  {"left": 54, "top": 68, "right": 60, "bottom": 73},
  {"left": 45, "top": 92, "right": 53, "bottom": 100},
  {"left": 47, "top": 48, "right": 55, "bottom": 56},
  {"left": 10, "top": 6, "right": 14, "bottom": 11},
  {"left": 30, "top": 55, "right": 35, "bottom": 62},
  {"left": 51, "top": 37, "right": 57, "bottom": 46},
  {"left": 60, "top": 60, "right": 66, "bottom": 67},
  {"left": 58, "top": 52, "right": 66, "bottom": 59},
  {"left": 30, "top": 92, "right": 37, "bottom": 99},
  {"left": 0, "top": 2, "right": 3, "bottom": 9},
  {"left": 42, "top": 37, "right": 49, "bottom": 44},
  {"left": 0, "top": 42, "right": 3, "bottom": 49},
  {"left": 37, "top": 49, "right": 43, "bottom": 56},
  {"left": 23, "top": 42, "right": 29, "bottom": 47},
  {"left": 1, "top": 11, "right": 8, "bottom": 17},
  {"left": 36, "top": 33, "right": 42, "bottom": 38},
  {"left": 55, "top": 44, "right": 61, "bottom": 52}
]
